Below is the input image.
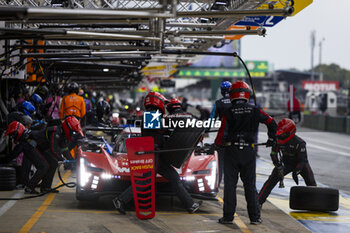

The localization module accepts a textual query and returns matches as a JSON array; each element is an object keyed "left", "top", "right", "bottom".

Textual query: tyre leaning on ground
[
  {"left": 290, "top": 186, "right": 339, "bottom": 212},
  {"left": 0, "top": 166, "right": 16, "bottom": 191}
]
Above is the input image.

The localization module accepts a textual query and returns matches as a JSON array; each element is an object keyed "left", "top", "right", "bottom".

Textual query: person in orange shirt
[
  {"left": 60, "top": 82, "right": 86, "bottom": 120},
  {"left": 60, "top": 82, "right": 86, "bottom": 159}
]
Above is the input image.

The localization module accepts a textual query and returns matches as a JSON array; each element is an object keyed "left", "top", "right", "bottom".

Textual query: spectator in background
[{"left": 287, "top": 87, "right": 301, "bottom": 123}]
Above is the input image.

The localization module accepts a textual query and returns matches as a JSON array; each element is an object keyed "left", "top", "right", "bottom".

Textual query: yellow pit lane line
[
  {"left": 290, "top": 212, "right": 350, "bottom": 222},
  {"left": 217, "top": 196, "right": 251, "bottom": 233},
  {"left": 18, "top": 171, "right": 71, "bottom": 233},
  {"left": 339, "top": 196, "right": 350, "bottom": 210}
]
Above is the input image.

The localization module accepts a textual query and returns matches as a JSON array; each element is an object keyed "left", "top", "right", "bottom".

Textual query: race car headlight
[
  {"left": 205, "top": 161, "right": 217, "bottom": 190},
  {"left": 101, "top": 173, "right": 113, "bottom": 179},
  {"left": 79, "top": 157, "right": 91, "bottom": 187},
  {"left": 182, "top": 176, "right": 195, "bottom": 181}
]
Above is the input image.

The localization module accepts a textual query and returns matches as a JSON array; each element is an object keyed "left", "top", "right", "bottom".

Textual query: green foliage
[{"left": 314, "top": 64, "right": 350, "bottom": 88}]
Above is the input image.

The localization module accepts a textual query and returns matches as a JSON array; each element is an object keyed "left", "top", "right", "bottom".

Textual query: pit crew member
[
  {"left": 258, "top": 118, "right": 317, "bottom": 208},
  {"left": 217, "top": 81, "right": 277, "bottom": 225}
]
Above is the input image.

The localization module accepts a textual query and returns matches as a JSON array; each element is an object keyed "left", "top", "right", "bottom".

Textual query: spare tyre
[
  {"left": 289, "top": 186, "right": 339, "bottom": 212},
  {"left": 0, "top": 166, "right": 16, "bottom": 191}
]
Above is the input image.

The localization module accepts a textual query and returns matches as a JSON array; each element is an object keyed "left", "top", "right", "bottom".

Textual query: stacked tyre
[{"left": 0, "top": 166, "right": 16, "bottom": 191}]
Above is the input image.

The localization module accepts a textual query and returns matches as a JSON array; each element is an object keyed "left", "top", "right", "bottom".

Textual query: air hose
[
  {"left": 233, "top": 52, "right": 257, "bottom": 106},
  {"left": 0, "top": 160, "right": 76, "bottom": 200}
]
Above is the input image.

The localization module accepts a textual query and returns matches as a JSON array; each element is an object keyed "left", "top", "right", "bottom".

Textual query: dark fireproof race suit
[
  {"left": 216, "top": 99, "right": 277, "bottom": 222},
  {"left": 258, "top": 135, "right": 317, "bottom": 205},
  {"left": 118, "top": 109, "right": 195, "bottom": 209},
  {"left": 30, "top": 125, "right": 78, "bottom": 190}
]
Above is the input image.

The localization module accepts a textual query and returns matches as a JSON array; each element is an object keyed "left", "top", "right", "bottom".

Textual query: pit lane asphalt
[
  {"left": 0, "top": 125, "right": 349, "bottom": 232},
  {"left": 0, "top": 170, "right": 310, "bottom": 233}
]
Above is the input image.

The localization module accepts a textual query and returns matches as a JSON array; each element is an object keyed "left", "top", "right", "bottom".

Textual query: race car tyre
[
  {"left": 289, "top": 186, "right": 339, "bottom": 211},
  {"left": 76, "top": 186, "right": 98, "bottom": 201},
  {"left": 0, "top": 166, "right": 16, "bottom": 191}
]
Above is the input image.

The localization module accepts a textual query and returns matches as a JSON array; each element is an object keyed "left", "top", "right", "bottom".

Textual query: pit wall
[{"left": 302, "top": 114, "right": 350, "bottom": 134}]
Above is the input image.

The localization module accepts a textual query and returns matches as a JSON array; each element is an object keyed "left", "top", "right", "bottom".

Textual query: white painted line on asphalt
[
  {"left": 0, "top": 191, "right": 23, "bottom": 217},
  {"left": 304, "top": 137, "right": 349, "bottom": 151},
  {"left": 307, "top": 143, "right": 350, "bottom": 157},
  {"left": 259, "top": 132, "right": 349, "bottom": 156}
]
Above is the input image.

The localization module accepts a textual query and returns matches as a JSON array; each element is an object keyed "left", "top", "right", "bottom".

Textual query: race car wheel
[
  {"left": 289, "top": 186, "right": 339, "bottom": 211},
  {"left": 76, "top": 185, "right": 98, "bottom": 201},
  {"left": 0, "top": 166, "right": 16, "bottom": 191}
]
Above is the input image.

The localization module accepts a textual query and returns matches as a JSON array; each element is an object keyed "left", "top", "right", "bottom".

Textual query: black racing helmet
[
  {"left": 96, "top": 100, "right": 111, "bottom": 118},
  {"left": 68, "top": 82, "right": 79, "bottom": 94},
  {"left": 35, "top": 86, "right": 49, "bottom": 99}
]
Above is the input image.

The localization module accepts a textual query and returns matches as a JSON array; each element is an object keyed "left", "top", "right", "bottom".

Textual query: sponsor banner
[
  {"left": 302, "top": 81, "right": 339, "bottom": 92},
  {"left": 246, "top": 60, "right": 269, "bottom": 73},
  {"left": 235, "top": 16, "right": 283, "bottom": 27},
  {"left": 176, "top": 69, "right": 266, "bottom": 78}
]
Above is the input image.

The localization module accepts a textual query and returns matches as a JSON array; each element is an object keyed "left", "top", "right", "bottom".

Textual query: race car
[{"left": 76, "top": 127, "right": 219, "bottom": 201}]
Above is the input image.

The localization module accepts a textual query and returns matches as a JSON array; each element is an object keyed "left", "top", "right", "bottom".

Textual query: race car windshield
[{"left": 114, "top": 132, "right": 141, "bottom": 153}]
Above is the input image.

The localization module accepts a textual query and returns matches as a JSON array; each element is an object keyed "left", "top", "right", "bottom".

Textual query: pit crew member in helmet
[
  {"left": 3, "top": 122, "right": 50, "bottom": 194},
  {"left": 32, "top": 116, "right": 84, "bottom": 192},
  {"left": 216, "top": 81, "right": 277, "bottom": 225},
  {"left": 166, "top": 98, "right": 184, "bottom": 115},
  {"left": 60, "top": 82, "right": 86, "bottom": 121},
  {"left": 35, "top": 86, "right": 49, "bottom": 100},
  {"left": 113, "top": 92, "right": 202, "bottom": 214},
  {"left": 86, "top": 100, "right": 111, "bottom": 127},
  {"left": 30, "top": 93, "right": 43, "bottom": 108},
  {"left": 96, "top": 100, "right": 111, "bottom": 124},
  {"left": 19, "top": 101, "right": 36, "bottom": 117},
  {"left": 211, "top": 81, "right": 232, "bottom": 187},
  {"left": 258, "top": 118, "right": 317, "bottom": 208}
]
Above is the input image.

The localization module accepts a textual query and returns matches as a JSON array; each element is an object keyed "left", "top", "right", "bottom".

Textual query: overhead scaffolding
[{"left": 0, "top": 0, "right": 307, "bottom": 88}]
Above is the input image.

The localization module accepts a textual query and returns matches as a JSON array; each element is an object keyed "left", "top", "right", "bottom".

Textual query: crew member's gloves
[
  {"left": 266, "top": 138, "right": 275, "bottom": 147},
  {"left": 276, "top": 166, "right": 284, "bottom": 180},
  {"left": 209, "top": 143, "right": 217, "bottom": 152},
  {"left": 292, "top": 170, "right": 301, "bottom": 185},
  {"left": 28, "top": 139, "right": 37, "bottom": 148}
]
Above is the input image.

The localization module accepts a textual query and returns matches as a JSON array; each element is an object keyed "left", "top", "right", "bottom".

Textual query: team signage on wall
[
  {"left": 302, "top": 81, "right": 339, "bottom": 92},
  {"left": 176, "top": 61, "right": 269, "bottom": 78}
]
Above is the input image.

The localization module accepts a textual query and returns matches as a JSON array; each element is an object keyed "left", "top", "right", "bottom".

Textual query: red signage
[
  {"left": 302, "top": 81, "right": 339, "bottom": 92},
  {"left": 126, "top": 137, "right": 155, "bottom": 220}
]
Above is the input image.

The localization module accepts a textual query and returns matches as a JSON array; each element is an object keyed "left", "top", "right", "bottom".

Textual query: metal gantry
[{"left": 0, "top": 0, "right": 294, "bottom": 87}]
